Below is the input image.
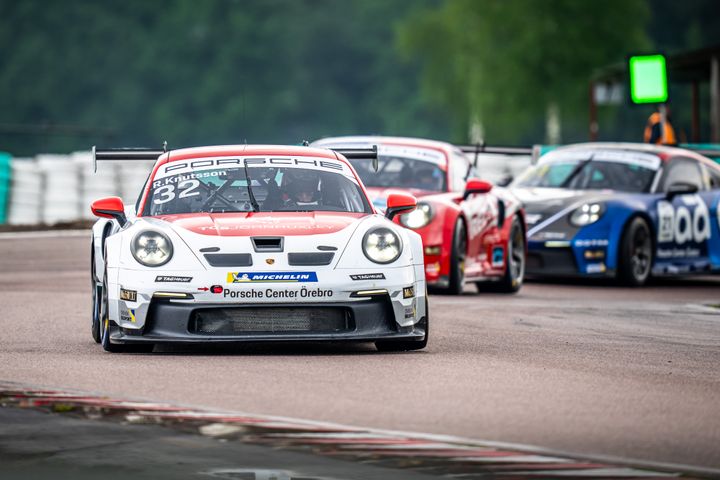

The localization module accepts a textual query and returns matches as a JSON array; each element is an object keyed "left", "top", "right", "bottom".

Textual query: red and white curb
[{"left": 0, "top": 381, "right": 715, "bottom": 479}]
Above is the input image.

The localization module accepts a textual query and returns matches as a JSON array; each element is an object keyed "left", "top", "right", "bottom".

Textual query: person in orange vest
[{"left": 644, "top": 105, "right": 677, "bottom": 145}]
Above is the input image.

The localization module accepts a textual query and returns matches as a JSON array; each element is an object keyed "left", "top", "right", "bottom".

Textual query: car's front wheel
[
  {"left": 446, "top": 219, "right": 467, "bottom": 295},
  {"left": 91, "top": 246, "right": 101, "bottom": 343},
  {"left": 617, "top": 217, "right": 653, "bottom": 286},
  {"left": 493, "top": 217, "right": 525, "bottom": 293}
]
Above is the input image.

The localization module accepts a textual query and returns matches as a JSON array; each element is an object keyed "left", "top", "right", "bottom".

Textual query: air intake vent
[
  {"left": 288, "top": 252, "right": 334, "bottom": 266},
  {"left": 204, "top": 253, "right": 253, "bottom": 267},
  {"left": 189, "top": 307, "right": 352, "bottom": 334},
  {"left": 251, "top": 237, "right": 284, "bottom": 252}
]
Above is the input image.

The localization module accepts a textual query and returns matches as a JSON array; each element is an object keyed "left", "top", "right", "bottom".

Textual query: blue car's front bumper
[{"left": 527, "top": 238, "right": 614, "bottom": 277}]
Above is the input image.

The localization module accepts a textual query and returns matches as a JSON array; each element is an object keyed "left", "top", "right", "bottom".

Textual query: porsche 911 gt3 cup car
[
  {"left": 90, "top": 144, "right": 428, "bottom": 352},
  {"left": 312, "top": 136, "right": 526, "bottom": 294},
  {"left": 510, "top": 142, "right": 720, "bottom": 285}
]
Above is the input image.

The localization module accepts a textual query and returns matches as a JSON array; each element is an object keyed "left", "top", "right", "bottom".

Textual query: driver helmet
[{"left": 286, "top": 170, "right": 320, "bottom": 205}]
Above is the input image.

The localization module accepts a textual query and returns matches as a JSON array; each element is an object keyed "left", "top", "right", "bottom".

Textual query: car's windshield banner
[
  {"left": 541, "top": 150, "right": 661, "bottom": 170},
  {"left": 377, "top": 145, "right": 445, "bottom": 166},
  {"left": 156, "top": 156, "right": 356, "bottom": 181}
]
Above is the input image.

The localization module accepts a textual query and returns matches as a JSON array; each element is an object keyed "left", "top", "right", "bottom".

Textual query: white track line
[{"left": 0, "top": 229, "right": 89, "bottom": 240}]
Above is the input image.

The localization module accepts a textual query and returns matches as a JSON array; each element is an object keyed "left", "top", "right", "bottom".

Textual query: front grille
[
  {"left": 189, "top": 307, "right": 352, "bottom": 335},
  {"left": 204, "top": 253, "right": 253, "bottom": 267},
  {"left": 527, "top": 248, "right": 577, "bottom": 275},
  {"left": 288, "top": 252, "right": 334, "bottom": 266}
]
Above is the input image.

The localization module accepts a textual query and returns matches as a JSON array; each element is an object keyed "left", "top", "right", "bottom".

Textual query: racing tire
[
  {"left": 617, "top": 216, "right": 653, "bottom": 287},
  {"left": 489, "top": 217, "right": 525, "bottom": 293},
  {"left": 375, "top": 297, "right": 429, "bottom": 352},
  {"left": 446, "top": 219, "right": 467, "bottom": 295},
  {"left": 100, "top": 269, "right": 153, "bottom": 353},
  {"left": 91, "top": 246, "right": 101, "bottom": 343}
]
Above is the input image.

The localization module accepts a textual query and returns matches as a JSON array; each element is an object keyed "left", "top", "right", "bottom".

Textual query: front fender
[{"left": 573, "top": 200, "right": 650, "bottom": 271}]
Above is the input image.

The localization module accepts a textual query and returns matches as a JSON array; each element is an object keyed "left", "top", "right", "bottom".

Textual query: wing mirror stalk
[
  {"left": 385, "top": 193, "right": 417, "bottom": 221},
  {"left": 463, "top": 179, "right": 493, "bottom": 200},
  {"left": 91, "top": 197, "right": 127, "bottom": 226}
]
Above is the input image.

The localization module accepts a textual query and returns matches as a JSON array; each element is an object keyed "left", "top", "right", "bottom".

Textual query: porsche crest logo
[{"left": 265, "top": 258, "right": 275, "bottom": 265}]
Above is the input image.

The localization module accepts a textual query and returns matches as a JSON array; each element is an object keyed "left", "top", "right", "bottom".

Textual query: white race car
[{"left": 90, "top": 145, "right": 428, "bottom": 353}]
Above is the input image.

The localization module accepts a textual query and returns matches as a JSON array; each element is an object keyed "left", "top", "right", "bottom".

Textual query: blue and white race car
[{"left": 509, "top": 143, "right": 720, "bottom": 285}]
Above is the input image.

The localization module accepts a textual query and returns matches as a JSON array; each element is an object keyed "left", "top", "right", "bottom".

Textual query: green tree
[
  {"left": 398, "top": 0, "right": 651, "bottom": 144},
  {"left": 0, "top": 0, "right": 450, "bottom": 155}
]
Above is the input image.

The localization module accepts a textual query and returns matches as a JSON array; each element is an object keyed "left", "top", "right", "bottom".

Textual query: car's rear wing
[
  {"left": 457, "top": 143, "right": 543, "bottom": 165},
  {"left": 92, "top": 143, "right": 168, "bottom": 172},
  {"left": 94, "top": 144, "right": 381, "bottom": 172},
  {"left": 330, "top": 146, "right": 379, "bottom": 171}
]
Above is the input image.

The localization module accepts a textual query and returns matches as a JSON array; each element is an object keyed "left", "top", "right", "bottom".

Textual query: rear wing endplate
[{"left": 92, "top": 142, "right": 168, "bottom": 172}]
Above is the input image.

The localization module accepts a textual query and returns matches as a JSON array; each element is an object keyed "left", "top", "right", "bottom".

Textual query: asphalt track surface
[{"left": 1, "top": 232, "right": 719, "bottom": 470}]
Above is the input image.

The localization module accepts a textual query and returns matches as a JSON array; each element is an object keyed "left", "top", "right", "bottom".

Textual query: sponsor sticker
[
  {"left": 657, "top": 195, "right": 711, "bottom": 247},
  {"left": 120, "top": 308, "right": 136, "bottom": 323},
  {"left": 574, "top": 239, "right": 609, "bottom": 247},
  {"left": 119, "top": 288, "right": 137, "bottom": 302},
  {"left": 350, "top": 273, "right": 385, "bottom": 281},
  {"left": 155, "top": 276, "right": 193, "bottom": 283},
  {"left": 223, "top": 287, "right": 333, "bottom": 299},
  {"left": 227, "top": 272, "right": 318, "bottom": 283},
  {"left": 491, "top": 247, "right": 504, "bottom": 268},
  {"left": 586, "top": 263, "right": 606, "bottom": 274}
]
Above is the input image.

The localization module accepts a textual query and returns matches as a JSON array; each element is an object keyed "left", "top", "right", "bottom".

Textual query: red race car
[{"left": 313, "top": 136, "right": 526, "bottom": 294}]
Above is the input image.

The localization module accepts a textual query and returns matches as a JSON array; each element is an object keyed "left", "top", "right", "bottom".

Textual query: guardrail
[{"left": 2, "top": 151, "right": 154, "bottom": 226}]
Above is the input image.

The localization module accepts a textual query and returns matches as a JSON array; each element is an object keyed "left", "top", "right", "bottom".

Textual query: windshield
[
  {"left": 144, "top": 162, "right": 371, "bottom": 216},
  {"left": 350, "top": 156, "right": 447, "bottom": 192},
  {"left": 514, "top": 157, "right": 657, "bottom": 193}
]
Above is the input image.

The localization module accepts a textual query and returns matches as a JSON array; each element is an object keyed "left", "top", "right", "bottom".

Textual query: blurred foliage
[
  {"left": 0, "top": 0, "right": 719, "bottom": 154},
  {"left": 398, "top": 0, "right": 651, "bottom": 143},
  {"left": 0, "top": 0, "right": 448, "bottom": 155}
]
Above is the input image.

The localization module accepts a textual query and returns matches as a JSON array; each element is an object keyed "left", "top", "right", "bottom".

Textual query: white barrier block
[{"left": 7, "top": 158, "right": 42, "bottom": 225}]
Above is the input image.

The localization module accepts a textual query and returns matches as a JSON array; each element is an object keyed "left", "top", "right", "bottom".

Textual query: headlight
[
  {"left": 131, "top": 230, "right": 173, "bottom": 267},
  {"left": 363, "top": 227, "right": 403, "bottom": 264},
  {"left": 569, "top": 203, "right": 605, "bottom": 227},
  {"left": 400, "top": 202, "right": 433, "bottom": 229}
]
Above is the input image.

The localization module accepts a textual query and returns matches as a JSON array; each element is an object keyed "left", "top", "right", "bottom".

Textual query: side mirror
[
  {"left": 463, "top": 178, "right": 493, "bottom": 199},
  {"left": 385, "top": 193, "right": 417, "bottom": 221},
  {"left": 665, "top": 182, "right": 698, "bottom": 199},
  {"left": 91, "top": 196, "right": 127, "bottom": 226}
]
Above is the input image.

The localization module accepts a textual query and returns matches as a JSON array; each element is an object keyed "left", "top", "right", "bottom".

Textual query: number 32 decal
[{"left": 153, "top": 180, "right": 200, "bottom": 205}]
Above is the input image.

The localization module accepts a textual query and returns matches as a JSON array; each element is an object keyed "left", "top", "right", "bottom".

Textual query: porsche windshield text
[{"left": 144, "top": 161, "right": 371, "bottom": 215}]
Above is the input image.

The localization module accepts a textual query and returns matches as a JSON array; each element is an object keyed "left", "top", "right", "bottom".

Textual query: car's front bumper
[
  {"left": 107, "top": 264, "right": 426, "bottom": 344},
  {"left": 526, "top": 240, "right": 614, "bottom": 278},
  {"left": 110, "top": 295, "right": 426, "bottom": 344}
]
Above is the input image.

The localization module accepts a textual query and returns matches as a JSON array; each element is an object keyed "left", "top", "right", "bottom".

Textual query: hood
[
  {"left": 510, "top": 187, "right": 615, "bottom": 227},
  {"left": 155, "top": 211, "right": 366, "bottom": 237}
]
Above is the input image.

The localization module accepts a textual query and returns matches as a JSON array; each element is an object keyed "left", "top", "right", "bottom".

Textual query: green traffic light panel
[{"left": 629, "top": 54, "right": 668, "bottom": 104}]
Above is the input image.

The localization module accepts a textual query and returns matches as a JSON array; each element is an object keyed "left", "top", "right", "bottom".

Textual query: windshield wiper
[
  {"left": 243, "top": 161, "right": 260, "bottom": 212},
  {"left": 560, "top": 157, "right": 593, "bottom": 189}
]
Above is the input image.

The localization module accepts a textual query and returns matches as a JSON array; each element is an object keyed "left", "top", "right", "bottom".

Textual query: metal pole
[
  {"left": 658, "top": 103, "right": 667, "bottom": 144},
  {"left": 691, "top": 81, "right": 700, "bottom": 142},
  {"left": 711, "top": 55, "right": 720, "bottom": 142},
  {"left": 589, "top": 81, "right": 598, "bottom": 141}
]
